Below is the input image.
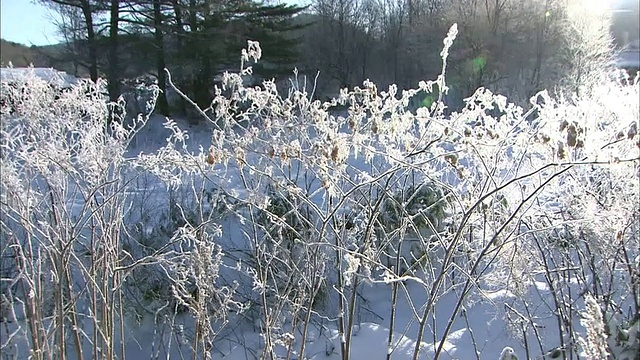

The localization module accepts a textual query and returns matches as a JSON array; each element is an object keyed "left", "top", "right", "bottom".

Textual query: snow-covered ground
[{"left": 0, "top": 67, "right": 81, "bottom": 89}]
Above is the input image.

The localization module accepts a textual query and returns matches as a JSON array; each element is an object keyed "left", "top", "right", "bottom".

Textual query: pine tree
[{"left": 167, "top": 0, "right": 307, "bottom": 110}]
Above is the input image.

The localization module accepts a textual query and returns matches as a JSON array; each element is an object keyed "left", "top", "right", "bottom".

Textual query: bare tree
[
  {"left": 40, "top": 0, "right": 102, "bottom": 82},
  {"left": 47, "top": 3, "right": 86, "bottom": 76}
]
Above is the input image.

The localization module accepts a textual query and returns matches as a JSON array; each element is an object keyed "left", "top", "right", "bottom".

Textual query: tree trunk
[
  {"left": 80, "top": 0, "right": 98, "bottom": 82},
  {"left": 107, "top": 0, "right": 120, "bottom": 103},
  {"left": 188, "top": 0, "right": 211, "bottom": 116},
  {"left": 153, "top": 0, "right": 170, "bottom": 115},
  {"left": 171, "top": 0, "right": 187, "bottom": 114},
  {"left": 170, "top": 0, "right": 184, "bottom": 50}
]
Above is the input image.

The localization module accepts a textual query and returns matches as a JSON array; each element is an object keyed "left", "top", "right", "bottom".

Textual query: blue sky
[{"left": 1, "top": 0, "right": 61, "bottom": 46}]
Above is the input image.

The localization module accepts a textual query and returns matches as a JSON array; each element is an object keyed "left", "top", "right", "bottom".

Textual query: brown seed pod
[
  {"left": 445, "top": 154, "right": 458, "bottom": 166},
  {"left": 567, "top": 125, "right": 577, "bottom": 147},
  {"left": 348, "top": 117, "right": 356, "bottom": 130},
  {"left": 628, "top": 122, "right": 637, "bottom": 139},
  {"left": 206, "top": 147, "right": 216, "bottom": 165},
  {"left": 557, "top": 143, "right": 566, "bottom": 160},
  {"left": 540, "top": 133, "right": 550, "bottom": 143},
  {"left": 331, "top": 144, "right": 340, "bottom": 163},
  {"left": 559, "top": 120, "right": 569, "bottom": 132}
]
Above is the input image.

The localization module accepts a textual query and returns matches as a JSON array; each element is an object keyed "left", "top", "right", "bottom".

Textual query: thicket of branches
[
  {"left": 302, "top": 0, "right": 622, "bottom": 106},
  {"left": 1, "top": 31, "right": 639, "bottom": 359}
]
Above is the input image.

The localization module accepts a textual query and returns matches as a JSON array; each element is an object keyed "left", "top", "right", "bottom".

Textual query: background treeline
[
  {"left": 298, "top": 0, "right": 638, "bottom": 107},
  {"left": 4, "top": 0, "right": 639, "bottom": 117}
]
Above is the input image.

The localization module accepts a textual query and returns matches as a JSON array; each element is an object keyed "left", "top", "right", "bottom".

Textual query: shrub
[{"left": 1, "top": 28, "right": 638, "bottom": 360}]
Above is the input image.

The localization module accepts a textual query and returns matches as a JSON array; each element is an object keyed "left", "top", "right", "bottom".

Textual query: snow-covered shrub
[
  {"left": 578, "top": 294, "right": 610, "bottom": 359},
  {"left": 1, "top": 24, "right": 637, "bottom": 359},
  {"left": 0, "top": 69, "right": 240, "bottom": 359},
  {"left": 120, "top": 75, "right": 159, "bottom": 118},
  {"left": 609, "top": 313, "right": 640, "bottom": 360},
  {"left": 137, "top": 30, "right": 638, "bottom": 358},
  {"left": 0, "top": 68, "right": 142, "bottom": 358},
  {"left": 375, "top": 181, "right": 451, "bottom": 273},
  {"left": 380, "top": 182, "right": 450, "bottom": 235},
  {"left": 164, "top": 222, "right": 244, "bottom": 357},
  {"left": 484, "top": 71, "right": 640, "bottom": 358},
  {"left": 257, "top": 183, "right": 314, "bottom": 245}
]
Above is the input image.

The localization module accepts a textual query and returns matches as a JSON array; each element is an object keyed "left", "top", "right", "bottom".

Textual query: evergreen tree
[
  {"left": 167, "top": 0, "right": 308, "bottom": 110},
  {"left": 40, "top": 0, "right": 308, "bottom": 117}
]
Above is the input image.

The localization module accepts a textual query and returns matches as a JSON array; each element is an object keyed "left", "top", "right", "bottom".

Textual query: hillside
[{"left": 0, "top": 39, "right": 49, "bottom": 67}]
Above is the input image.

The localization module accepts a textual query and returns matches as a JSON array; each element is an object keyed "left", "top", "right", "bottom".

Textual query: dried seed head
[
  {"left": 567, "top": 125, "right": 577, "bottom": 147},
  {"left": 628, "top": 122, "right": 637, "bottom": 139},
  {"left": 331, "top": 144, "right": 340, "bottom": 163},
  {"left": 540, "top": 133, "right": 550, "bottom": 143},
  {"left": 207, "top": 147, "right": 216, "bottom": 165},
  {"left": 445, "top": 154, "right": 458, "bottom": 166},
  {"left": 235, "top": 147, "right": 246, "bottom": 165},
  {"left": 557, "top": 143, "right": 566, "bottom": 159},
  {"left": 560, "top": 120, "right": 569, "bottom": 131}
]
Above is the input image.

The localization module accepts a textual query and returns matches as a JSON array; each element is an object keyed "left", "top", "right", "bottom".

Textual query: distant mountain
[
  {"left": 0, "top": 39, "right": 88, "bottom": 79},
  {"left": 0, "top": 39, "right": 48, "bottom": 67}
]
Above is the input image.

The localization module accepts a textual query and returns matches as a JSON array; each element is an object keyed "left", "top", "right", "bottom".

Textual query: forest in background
[{"left": 1, "top": 2, "right": 639, "bottom": 360}]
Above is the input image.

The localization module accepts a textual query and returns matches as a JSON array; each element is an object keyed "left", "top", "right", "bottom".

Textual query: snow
[
  {"left": 614, "top": 43, "right": 640, "bottom": 70},
  {"left": 0, "top": 67, "right": 81, "bottom": 88},
  {"left": 534, "top": 281, "right": 550, "bottom": 292},
  {"left": 483, "top": 289, "right": 517, "bottom": 301}
]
